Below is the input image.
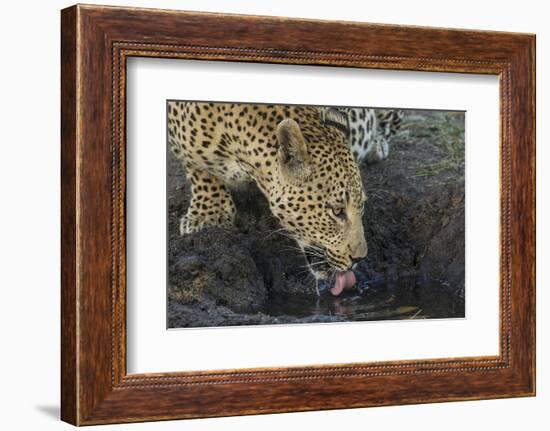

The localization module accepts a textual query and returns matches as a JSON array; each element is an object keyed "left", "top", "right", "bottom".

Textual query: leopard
[
  {"left": 167, "top": 101, "right": 368, "bottom": 292},
  {"left": 321, "top": 107, "right": 403, "bottom": 165}
]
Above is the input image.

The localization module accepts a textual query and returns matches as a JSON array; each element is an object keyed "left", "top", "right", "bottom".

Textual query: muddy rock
[
  {"left": 169, "top": 227, "right": 268, "bottom": 310},
  {"left": 417, "top": 189, "right": 465, "bottom": 303}
]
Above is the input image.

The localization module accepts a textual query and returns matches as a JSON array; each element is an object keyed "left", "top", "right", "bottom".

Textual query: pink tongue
[{"left": 330, "top": 271, "right": 356, "bottom": 296}]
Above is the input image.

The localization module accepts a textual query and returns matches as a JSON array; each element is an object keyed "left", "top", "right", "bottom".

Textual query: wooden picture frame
[{"left": 61, "top": 4, "right": 535, "bottom": 425}]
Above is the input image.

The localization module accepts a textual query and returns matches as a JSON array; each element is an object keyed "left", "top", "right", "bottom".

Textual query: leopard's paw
[{"left": 179, "top": 215, "right": 203, "bottom": 235}]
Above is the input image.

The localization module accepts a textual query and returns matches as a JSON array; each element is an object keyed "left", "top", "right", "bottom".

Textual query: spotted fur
[
  {"left": 167, "top": 102, "right": 368, "bottom": 281},
  {"left": 339, "top": 108, "right": 403, "bottom": 165}
]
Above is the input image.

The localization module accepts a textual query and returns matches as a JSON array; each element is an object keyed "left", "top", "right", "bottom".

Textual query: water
[{"left": 260, "top": 278, "right": 464, "bottom": 322}]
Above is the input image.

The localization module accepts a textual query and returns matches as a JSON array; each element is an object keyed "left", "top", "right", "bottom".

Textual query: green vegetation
[{"left": 406, "top": 112, "right": 465, "bottom": 178}]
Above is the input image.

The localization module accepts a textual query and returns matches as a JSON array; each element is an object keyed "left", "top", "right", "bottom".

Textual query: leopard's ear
[
  {"left": 320, "top": 107, "right": 350, "bottom": 138},
  {"left": 276, "top": 119, "right": 311, "bottom": 182}
]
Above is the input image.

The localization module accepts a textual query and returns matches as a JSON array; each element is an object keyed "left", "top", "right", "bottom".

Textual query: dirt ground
[{"left": 167, "top": 109, "right": 465, "bottom": 328}]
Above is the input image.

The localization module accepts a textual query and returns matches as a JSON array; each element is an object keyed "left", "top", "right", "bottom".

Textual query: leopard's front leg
[
  {"left": 180, "top": 167, "right": 236, "bottom": 235},
  {"left": 364, "top": 136, "right": 389, "bottom": 165}
]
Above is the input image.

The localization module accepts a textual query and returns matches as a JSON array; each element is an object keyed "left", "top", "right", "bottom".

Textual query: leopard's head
[{"left": 269, "top": 112, "right": 368, "bottom": 282}]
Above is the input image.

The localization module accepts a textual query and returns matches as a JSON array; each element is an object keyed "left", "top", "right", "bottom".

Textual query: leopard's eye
[{"left": 330, "top": 205, "right": 346, "bottom": 220}]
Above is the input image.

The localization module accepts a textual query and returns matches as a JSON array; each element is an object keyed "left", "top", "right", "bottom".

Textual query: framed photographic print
[{"left": 61, "top": 4, "right": 536, "bottom": 425}]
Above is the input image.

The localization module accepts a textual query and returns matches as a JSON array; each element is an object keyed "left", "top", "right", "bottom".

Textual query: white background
[
  {"left": 127, "top": 59, "right": 499, "bottom": 373},
  {"left": 0, "top": 0, "right": 547, "bottom": 430}
]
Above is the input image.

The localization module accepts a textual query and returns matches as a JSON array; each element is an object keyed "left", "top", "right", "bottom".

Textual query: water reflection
[{"left": 260, "top": 278, "right": 464, "bottom": 322}]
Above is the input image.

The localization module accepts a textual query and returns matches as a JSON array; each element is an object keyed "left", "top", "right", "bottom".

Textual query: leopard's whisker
[
  {"left": 305, "top": 260, "right": 329, "bottom": 268},
  {"left": 263, "top": 228, "right": 292, "bottom": 240}
]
